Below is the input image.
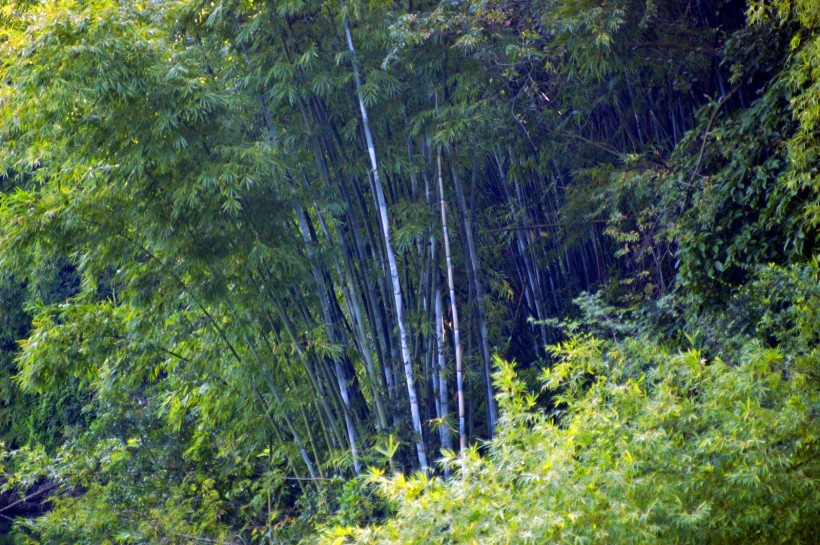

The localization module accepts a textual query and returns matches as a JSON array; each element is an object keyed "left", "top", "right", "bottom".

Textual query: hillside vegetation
[{"left": 0, "top": 0, "right": 817, "bottom": 543}]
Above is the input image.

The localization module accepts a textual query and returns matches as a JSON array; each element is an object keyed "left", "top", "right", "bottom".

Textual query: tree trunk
[
  {"left": 341, "top": 1, "right": 428, "bottom": 471},
  {"left": 437, "top": 150, "right": 467, "bottom": 456}
]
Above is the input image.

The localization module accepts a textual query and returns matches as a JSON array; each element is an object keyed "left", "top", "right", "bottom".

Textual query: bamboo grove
[{"left": 0, "top": 0, "right": 818, "bottom": 543}]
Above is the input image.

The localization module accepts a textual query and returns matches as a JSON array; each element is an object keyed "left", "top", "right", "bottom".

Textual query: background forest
[{"left": 0, "top": 0, "right": 817, "bottom": 543}]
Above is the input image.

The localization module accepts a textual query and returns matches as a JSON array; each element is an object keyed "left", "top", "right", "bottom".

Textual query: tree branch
[{"left": 0, "top": 483, "right": 58, "bottom": 515}]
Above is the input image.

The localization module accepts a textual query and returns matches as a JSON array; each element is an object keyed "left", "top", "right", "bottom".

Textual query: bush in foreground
[{"left": 322, "top": 338, "right": 819, "bottom": 545}]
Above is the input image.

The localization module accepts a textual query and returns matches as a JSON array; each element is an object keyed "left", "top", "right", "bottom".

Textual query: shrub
[{"left": 322, "top": 338, "right": 819, "bottom": 545}]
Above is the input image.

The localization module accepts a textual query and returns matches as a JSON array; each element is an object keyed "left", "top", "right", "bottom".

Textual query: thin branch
[
  {"left": 483, "top": 219, "right": 615, "bottom": 234},
  {"left": 562, "top": 132, "right": 626, "bottom": 159},
  {"left": 677, "top": 81, "right": 743, "bottom": 213},
  {"left": 689, "top": 80, "right": 743, "bottom": 185},
  {"left": 168, "top": 532, "right": 240, "bottom": 545},
  {"left": 0, "top": 483, "right": 58, "bottom": 515}
]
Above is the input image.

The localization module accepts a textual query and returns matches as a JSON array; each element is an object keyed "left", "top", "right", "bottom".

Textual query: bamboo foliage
[{"left": 1, "top": 0, "right": 814, "bottom": 541}]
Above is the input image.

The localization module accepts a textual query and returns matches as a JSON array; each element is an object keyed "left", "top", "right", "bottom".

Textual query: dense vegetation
[{"left": 0, "top": 0, "right": 817, "bottom": 543}]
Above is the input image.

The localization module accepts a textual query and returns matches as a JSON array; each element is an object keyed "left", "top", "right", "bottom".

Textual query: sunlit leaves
[{"left": 330, "top": 339, "right": 819, "bottom": 545}]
